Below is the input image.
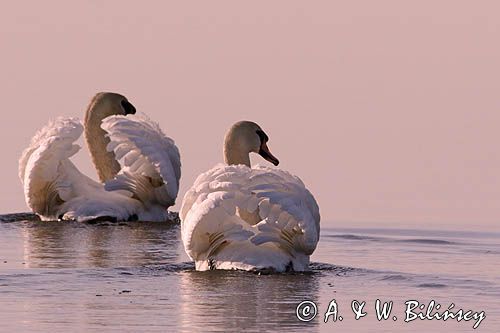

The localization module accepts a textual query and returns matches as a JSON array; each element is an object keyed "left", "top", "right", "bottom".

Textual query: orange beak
[{"left": 258, "top": 141, "right": 279, "bottom": 166}]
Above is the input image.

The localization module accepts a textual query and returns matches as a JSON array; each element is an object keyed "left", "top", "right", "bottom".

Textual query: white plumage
[
  {"left": 103, "top": 114, "right": 181, "bottom": 209},
  {"left": 19, "top": 93, "right": 180, "bottom": 222},
  {"left": 180, "top": 121, "right": 320, "bottom": 272}
]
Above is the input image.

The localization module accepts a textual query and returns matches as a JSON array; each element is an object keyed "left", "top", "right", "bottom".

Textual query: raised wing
[
  {"left": 102, "top": 113, "right": 181, "bottom": 208},
  {"left": 18, "top": 117, "right": 101, "bottom": 220},
  {"left": 180, "top": 164, "right": 320, "bottom": 268},
  {"left": 247, "top": 165, "right": 320, "bottom": 255}
]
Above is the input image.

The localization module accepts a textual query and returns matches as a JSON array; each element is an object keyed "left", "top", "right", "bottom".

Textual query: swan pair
[{"left": 20, "top": 92, "right": 320, "bottom": 272}]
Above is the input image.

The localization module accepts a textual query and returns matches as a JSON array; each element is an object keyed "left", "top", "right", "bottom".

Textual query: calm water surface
[{"left": 0, "top": 213, "right": 499, "bottom": 332}]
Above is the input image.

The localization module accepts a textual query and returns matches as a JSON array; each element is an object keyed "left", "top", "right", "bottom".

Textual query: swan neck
[
  {"left": 84, "top": 98, "right": 121, "bottom": 182},
  {"left": 224, "top": 138, "right": 251, "bottom": 167}
]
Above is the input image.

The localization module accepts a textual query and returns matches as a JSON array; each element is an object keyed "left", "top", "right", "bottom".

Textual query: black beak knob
[{"left": 121, "top": 99, "right": 136, "bottom": 115}]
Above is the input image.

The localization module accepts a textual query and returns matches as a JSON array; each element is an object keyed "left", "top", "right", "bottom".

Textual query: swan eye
[
  {"left": 256, "top": 129, "right": 268, "bottom": 143},
  {"left": 121, "top": 100, "right": 136, "bottom": 115}
]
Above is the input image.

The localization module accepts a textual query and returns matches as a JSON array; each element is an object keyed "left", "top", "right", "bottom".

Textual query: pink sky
[{"left": 1, "top": 1, "right": 498, "bottom": 230}]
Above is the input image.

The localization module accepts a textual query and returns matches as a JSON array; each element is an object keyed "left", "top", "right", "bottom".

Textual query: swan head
[
  {"left": 84, "top": 92, "right": 137, "bottom": 183},
  {"left": 224, "top": 121, "right": 279, "bottom": 167},
  {"left": 86, "top": 92, "right": 136, "bottom": 121}
]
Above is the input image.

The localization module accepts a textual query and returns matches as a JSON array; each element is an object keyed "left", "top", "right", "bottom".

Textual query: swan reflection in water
[
  {"left": 18, "top": 220, "right": 319, "bottom": 332},
  {"left": 20, "top": 221, "right": 182, "bottom": 268},
  {"left": 178, "top": 269, "right": 320, "bottom": 332}
]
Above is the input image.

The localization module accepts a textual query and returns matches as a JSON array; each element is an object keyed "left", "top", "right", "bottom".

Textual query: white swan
[
  {"left": 180, "top": 121, "right": 320, "bottom": 272},
  {"left": 19, "top": 92, "right": 181, "bottom": 222}
]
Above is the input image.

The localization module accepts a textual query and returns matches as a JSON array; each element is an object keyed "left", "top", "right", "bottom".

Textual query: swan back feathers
[{"left": 180, "top": 164, "right": 320, "bottom": 271}]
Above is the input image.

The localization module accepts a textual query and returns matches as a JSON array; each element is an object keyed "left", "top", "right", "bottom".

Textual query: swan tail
[
  {"left": 251, "top": 213, "right": 308, "bottom": 257},
  {"left": 102, "top": 114, "right": 181, "bottom": 208},
  {"left": 18, "top": 118, "right": 84, "bottom": 219},
  {"left": 58, "top": 194, "right": 141, "bottom": 223}
]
